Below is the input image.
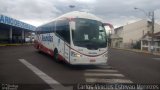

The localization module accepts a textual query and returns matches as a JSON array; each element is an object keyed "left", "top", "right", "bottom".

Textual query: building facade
[
  {"left": 111, "top": 19, "right": 160, "bottom": 51},
  {"left": 0, "top": 15, "right": 36, "bottom": 43},
  {"left": 141, "top": 32, "right": 160, "bottom": 52}
]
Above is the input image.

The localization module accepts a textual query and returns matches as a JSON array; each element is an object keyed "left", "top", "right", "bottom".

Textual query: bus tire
[
  {"left": 37, "top": 45, "right": 41, "bottom": 53},
  {"left": 54, "top": 49, "right": 59, "bottom": 62}
]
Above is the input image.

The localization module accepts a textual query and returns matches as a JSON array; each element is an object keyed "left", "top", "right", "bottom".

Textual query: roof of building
[
  {"left": 142, "top": 31, "right": 160, "bottom": 39},
  {"left": 114, "top": 26, "right": 123, "bottom": 31},
  {"left": 0, "top": 15, "right": 36, "bottom": 31},
  {"left": 115, "top": 19, "right": 153, "bottom": 31}
]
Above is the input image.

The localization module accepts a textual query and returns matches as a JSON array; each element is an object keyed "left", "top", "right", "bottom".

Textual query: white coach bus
[{"left": 34, "top": 11, "right": 113, "bottom": 65}]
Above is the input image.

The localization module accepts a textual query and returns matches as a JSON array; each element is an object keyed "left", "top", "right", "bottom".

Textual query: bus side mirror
[{"left": 103, "top": 23, "right": 114, "bottom": 34}]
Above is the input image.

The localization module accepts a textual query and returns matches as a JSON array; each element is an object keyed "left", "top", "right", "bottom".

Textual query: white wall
[
  {"left": 116, "top": 27, "right": 123, "bottom": 37},
  {"left": 114, "top": 19, "right": 160, "bottom": 48},
  {"left": 122, "top": 20, "right": 149, "bottom": 43},
  {"left": 154, "top": 23, "right": 160, "bottom": 33}
]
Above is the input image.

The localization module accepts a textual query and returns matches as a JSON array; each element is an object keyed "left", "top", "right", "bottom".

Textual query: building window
[
  {"left": 143, "top": 41, "right": 148, "bottom": 46},
  {"left": 157, "top": 42, "right": 160, "bottom": 46}
]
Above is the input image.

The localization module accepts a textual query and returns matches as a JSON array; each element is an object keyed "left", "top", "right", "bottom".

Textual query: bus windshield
[{"left": 72, "top": 18, "right": 107, "bottom": 49}]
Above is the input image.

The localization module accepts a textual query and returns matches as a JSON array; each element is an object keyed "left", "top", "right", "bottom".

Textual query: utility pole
[
  {"left": 134, "top": 7, "right": 155, "bottom": 53},
  {"left": 151, "top": 11, "right": 154, "bottom": 53}
]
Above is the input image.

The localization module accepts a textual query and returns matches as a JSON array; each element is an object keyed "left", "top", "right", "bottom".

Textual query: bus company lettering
[{"left": 42, "top": 35, "right": 53, "bottom": 42}]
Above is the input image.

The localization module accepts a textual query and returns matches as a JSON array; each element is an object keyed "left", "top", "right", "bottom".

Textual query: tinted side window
[
  {"left": 37, "top": 21, "right": 56, "bottom": 34},
  {"left": 56, "top": 20, "right": 70, "bottom": 43},
  {"left": 50, "top": 21, "right": 56, "bottom": 32}
]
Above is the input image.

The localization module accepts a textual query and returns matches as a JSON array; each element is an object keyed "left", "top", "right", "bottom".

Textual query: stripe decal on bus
[
  {"left": 35, "top": 40, "right": 107, "bottom": 59},
  {"left": 35, "top": 41, "right": 70, "bottom": 63}
]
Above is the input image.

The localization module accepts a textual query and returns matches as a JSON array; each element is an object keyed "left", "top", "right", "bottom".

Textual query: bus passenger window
[{"left": 56, "top": 20, "right": 70, "bottom": 44}]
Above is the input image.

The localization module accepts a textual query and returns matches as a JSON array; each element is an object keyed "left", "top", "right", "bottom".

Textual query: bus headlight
[{"left": 71, "top": 51, "right": 82, "bottom": 57}]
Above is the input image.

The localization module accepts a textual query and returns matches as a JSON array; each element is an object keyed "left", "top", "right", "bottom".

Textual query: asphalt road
[
  {"left": 108, "top": 48, "right": 160, "bottom": 84},
  {"left": 0, "top": 45, "right": 160, "bottom": 90}
]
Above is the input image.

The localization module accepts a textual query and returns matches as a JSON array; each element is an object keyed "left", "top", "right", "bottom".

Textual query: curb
[{"left": 112, "top": 47, "right": 160, "bottom": 56}]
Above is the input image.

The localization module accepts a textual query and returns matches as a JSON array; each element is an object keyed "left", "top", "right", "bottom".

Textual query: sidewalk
[
  {"left": 0, "top": 43, "right": 33, "bottom": 47},
  {"left": 112, "top": 47, "right": 160, "bottom": 56}
]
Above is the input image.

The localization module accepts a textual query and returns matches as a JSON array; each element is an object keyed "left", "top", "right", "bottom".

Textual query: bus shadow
[
  {"left": 60, "top": 61, "right": 110, "bottom": 70},
  {"left": 65, "top": 64, "right": 100, "bottom": 70}
]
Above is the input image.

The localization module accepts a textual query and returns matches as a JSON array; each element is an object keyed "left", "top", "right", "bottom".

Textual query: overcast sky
[{"left": 0, "top": 0, "right": 160, "bottom": 28}]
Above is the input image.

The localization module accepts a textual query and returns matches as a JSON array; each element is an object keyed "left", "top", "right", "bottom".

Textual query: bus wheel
[
  {"left": 54, "top": 49, "right": 59, "bottom": 62},
  {"left": 37, "top": 45, "right": 42, "bottom": 53}
]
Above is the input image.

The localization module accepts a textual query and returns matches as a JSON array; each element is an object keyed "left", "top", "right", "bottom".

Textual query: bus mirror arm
[{"left": 103, "top": 23, "right": 114, "bottom": 34}]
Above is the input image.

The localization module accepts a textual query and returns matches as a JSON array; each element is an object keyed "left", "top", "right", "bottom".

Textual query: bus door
[
  {"left": 64, "top": 21, "right": 76, "bottom": 62},
  {"left": 63, "top": 21, "right": 73, "bottom": 62}
]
